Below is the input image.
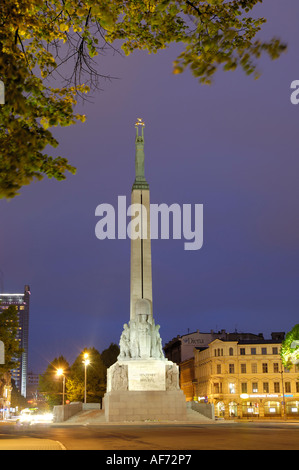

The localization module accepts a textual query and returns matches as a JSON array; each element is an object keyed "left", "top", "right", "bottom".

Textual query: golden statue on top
[{"left": 135, "top": 118, "right": 145, "bottom": 127}]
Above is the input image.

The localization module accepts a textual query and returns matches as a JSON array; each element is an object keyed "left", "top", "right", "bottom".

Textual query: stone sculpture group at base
[{"left": 118, "top": 300, "right": 164, "bottom": 361}]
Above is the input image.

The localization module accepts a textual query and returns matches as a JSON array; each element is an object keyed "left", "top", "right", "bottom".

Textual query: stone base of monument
[
  {"left": 103, "top": 359, "right": 187, "bottom": 422},
  {"left": 104, "top": 390, "right": 186, "bottom": 422}
]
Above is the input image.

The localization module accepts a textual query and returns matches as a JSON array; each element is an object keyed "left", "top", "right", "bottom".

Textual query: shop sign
[{"left": 240, "top": 394, "right": 280, "bottom": 399}]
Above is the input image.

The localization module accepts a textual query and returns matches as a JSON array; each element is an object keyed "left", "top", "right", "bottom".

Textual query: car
[{"left": 17, "top": 408, "right": 53, "bottom": 426}]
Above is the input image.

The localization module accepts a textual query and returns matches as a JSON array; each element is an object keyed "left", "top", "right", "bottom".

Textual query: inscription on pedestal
[{"left": 128, "top": 361, "right": 166, "bottom": 391}]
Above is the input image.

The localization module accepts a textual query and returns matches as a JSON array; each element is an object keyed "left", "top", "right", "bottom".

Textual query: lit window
[
  {"left": 262, "top": 363, "right": 268, "bottom": 373},
  {"left": 273, "top": 363, "right": 279, "bottom": 373},
  {"left": 274, "top": 382, "right": 280, "bottom": 393}
]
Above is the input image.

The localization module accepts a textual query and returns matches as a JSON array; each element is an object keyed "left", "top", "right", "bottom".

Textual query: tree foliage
[
  {"left": 10, "top": 378, "right": 29, "bottom": 408},
  {"left": 101, "top": 342, "right": 120, "bottom": 369},
  {"left": 0, "top": 305, "right": 23, "bottom": 375},
  {"left": 66, "top": 348, "right": 106, "bottom": 403},
  {"left": 39, "top": 346, "right": 114, "bottom": 407},
  {"left": 0, "top": 0, "right": 286, "bottom": 198},
  {"left": 38, "top": 355, "right": 70, "bottom": 407},
  {"left": 281, "top": 325, "right": 299, "bottom": 370}
]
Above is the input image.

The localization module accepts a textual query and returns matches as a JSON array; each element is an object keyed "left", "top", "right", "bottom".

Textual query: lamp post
[
  {"left": 281, "top": 366, "right": 286, "bottom": 420},
  {"left": 56, "top": 368, "right": 66, "bottom": 420},
  {"left": 83, "top": 353, "right": 90, "bottom": 404}
]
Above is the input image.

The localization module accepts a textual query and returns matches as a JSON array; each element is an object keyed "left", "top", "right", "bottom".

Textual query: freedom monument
[{"left": 103, "top": 119, "right": 186, "bottom": 422}]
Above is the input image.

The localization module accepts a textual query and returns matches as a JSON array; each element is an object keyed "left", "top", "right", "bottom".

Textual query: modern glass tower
[{"left": 0, "top": 285, "right": 30, "bottom": 397}]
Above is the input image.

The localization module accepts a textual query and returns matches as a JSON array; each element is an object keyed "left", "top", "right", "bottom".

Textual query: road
[{"left": 1, "top": 421, "right": 299, "bottom": 450}]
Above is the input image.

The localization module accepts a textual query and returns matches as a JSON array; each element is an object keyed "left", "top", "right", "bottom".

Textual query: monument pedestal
[
  {"left": 104, "top": 390, "right": 186, "bottom": 422},
  {"left": 103, "top": 359, "right": 187, "bottom": 422}
]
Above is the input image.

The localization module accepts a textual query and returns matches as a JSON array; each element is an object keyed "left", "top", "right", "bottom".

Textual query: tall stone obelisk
[
  {"left": 130, "top": 118, "right": 153, "bottom": 322},
  {"left": 103, "top": 120, "right": 186, "bottom": 422}
]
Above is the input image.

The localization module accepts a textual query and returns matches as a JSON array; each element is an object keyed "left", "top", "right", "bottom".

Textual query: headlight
[{"left": 19, "top": 415, "right": 32, "bottom": 423}]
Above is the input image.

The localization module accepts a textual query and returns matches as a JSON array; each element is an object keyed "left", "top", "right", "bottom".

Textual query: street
[{"left": 0, "top": 421, "right": 299, "bottom": 451}]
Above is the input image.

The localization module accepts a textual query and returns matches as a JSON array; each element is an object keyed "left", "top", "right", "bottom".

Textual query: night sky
[{"left": 0, "top": 0, "right": 298, "bottom": 374}]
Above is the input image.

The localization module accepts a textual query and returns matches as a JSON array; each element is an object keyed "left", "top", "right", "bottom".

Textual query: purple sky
[{"left": 0, "top": 0, "right": 299, "bottom": 373}]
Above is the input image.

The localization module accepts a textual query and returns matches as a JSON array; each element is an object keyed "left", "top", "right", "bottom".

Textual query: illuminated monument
[{"left": 103, "top": 120, "right": 186, "bottom": 422}]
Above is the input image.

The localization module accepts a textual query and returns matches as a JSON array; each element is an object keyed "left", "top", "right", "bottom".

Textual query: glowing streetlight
[
  {"left": 56, "top": 368, "right": 66, "bottom": 407},
  {"left": 56, "top": 368, "right": 66, "bottom": 422},
  {"left": 83, "top": 353, "right": 90, "bottom": 404}
]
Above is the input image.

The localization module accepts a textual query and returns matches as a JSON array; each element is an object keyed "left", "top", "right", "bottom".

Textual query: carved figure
[
  {"left": 166, "top": 364, "right": 179, "bottom": 390},
  {"left": 118, "top": 323, "right": 130, "bottom": 359},
  {"left": 111, "top": 364, "right": 128, "bottom": 391},
  {"left": 118, "top": 298, "right": 165, "bottom": 361}
]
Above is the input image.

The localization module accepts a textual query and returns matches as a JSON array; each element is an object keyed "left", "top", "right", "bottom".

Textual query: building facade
[
  {"left": 164, "top": 331, "right": 220, "bottom": 364},
  {"left": 26, "top": 371, "right": 46, "bottom": 405},
  {"left": 179, "top": 357, "right": 195, "bottom": 401},
  {"left": 194, "top": 332, "right": 299, "bottom": 419},
  {"left": 164, "top": 329, "right": 265, "bottom": 364},
  {"left": 0, "top": 285, "right": 30, "bottom": 397}
]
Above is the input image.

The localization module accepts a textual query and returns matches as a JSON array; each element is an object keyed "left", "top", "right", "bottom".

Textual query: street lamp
[
  {"left": 83, "top": 353, "right": 90, "bottom": 404},
  {"left": 280, "top": 366, "right": 286, "bottom": 420},
  {"left": 56, "top": 368, "right": 66, "bottom": 407}
]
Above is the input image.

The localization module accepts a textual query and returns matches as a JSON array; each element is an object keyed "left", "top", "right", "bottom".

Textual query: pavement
[
  {"left": 52, "top": 408, "right": 299, "bottom": 426},
  {"left": 0, "top": 409, "right": 297, "bottom": 449},
  {"left": 0, "top": 436, "right": 66, "bottom": 450},
  {"left": 57, "top": 407, "right": 220, "bottom": 426},
  {"left": 0, "top": 408, "right": 215, "bottom": 450}
]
